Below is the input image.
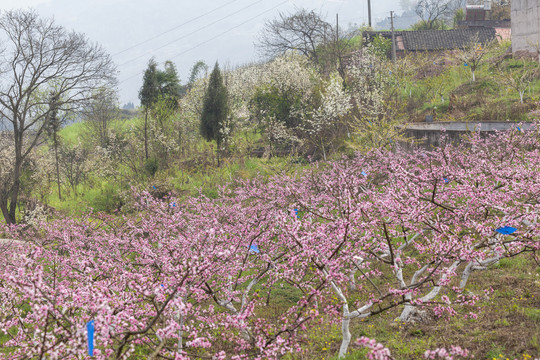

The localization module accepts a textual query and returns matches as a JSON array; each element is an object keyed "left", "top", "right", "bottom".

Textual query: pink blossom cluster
[
  {"left": 0, "top": 124, "right": 538, "bottom": 358},
  {"left": 424, "top": 346, "right": 472, "bottom": 359},
  {"left": 355, "top": 336, "right": 393, "bottom": 360}
]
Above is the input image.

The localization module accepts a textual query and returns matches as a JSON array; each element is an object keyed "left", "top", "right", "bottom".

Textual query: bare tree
[
  {"left": 456, "top": 35, "right": 494, "bottom": 82},
  {"left": 498, "top": 60, "right": 539, "bottom": 104},
  {"left": 82, "top": 87, "right": 120, "bottom": 148},
  {"left": 448, "top": 0, "right": 466, "bottom": 13},
  {"left": 0, "top": 10, "right": 116, "bottom": 224},
  {"left": 59, "top": 142, "right": 89, "bottom": 195},
  {"left": 489, "top": 0, "right": 511, "bottom": 20},
  {"left": 415, "top": 0, "right": 453, "bottom": 29},
  {"left": 257, "top": 8, "right": 333, "bottom": 65},
  {"left": 318, "top": 17, "right": 362, "bottom": 79}
]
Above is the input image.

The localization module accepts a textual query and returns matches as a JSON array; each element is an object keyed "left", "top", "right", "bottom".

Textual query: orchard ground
[{"left": 0, "top": 127, "right": 538, "bottom": 359}]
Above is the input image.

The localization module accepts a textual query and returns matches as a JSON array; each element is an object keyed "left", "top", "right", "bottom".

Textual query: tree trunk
[
  {"left": 399, "top": 261, "right": 460, "bottom": 322},
  {"left": 0, "top": 200, "right": 13, "bottom": 224},
  {"left": 177, "top": 304, "right": 184, "bottom": 354},
  {"left": 338, "top": 303, "right": 352, "bottom": 358},
  {"left": 144, "top": 108, "right": 149, "bottom": 160},
  {"left": 6, "top": 120, "right": 26, "bottom": 225},
  {"left": 7, "top": 159, "right": 21, "bottom": 225},
  {"left": 216, "top": 138, "right": 221, "bottom": 167},
  {"left": 53, "top": 130, "right": 62, "bottom": 200}
]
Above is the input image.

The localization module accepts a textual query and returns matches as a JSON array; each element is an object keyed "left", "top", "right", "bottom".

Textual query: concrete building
[{"left": 511, "top": 0, "right": 540, "bottom": 56}]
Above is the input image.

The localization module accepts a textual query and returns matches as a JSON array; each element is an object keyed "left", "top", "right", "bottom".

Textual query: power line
[
  {"left": 118, "top": 0, "right": 268, "bottom": 67},
  {"left": 168, "top": 0, "right": 289, "bottom": 62},
  {"left": 118, "top": 0, "right": 289, "bottom": 85},
  {"left": 112, "top": 0, "right": 242, "bottom": 57}
]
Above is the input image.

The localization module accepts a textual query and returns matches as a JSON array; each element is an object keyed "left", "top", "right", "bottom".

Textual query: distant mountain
[
  {"left": 122, "top": 102, "right": 135, "bottom": 110},
  {"left": 375, "top": 10, "right": 420, "bottom": 30}
]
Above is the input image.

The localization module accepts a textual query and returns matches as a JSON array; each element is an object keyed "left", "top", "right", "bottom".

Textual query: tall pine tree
[
  {"left": 200, "top": 62, "right": 228, "bottom": 166},
  {"left": 139, "top": 59, "right": 160, "bottom": 160}
]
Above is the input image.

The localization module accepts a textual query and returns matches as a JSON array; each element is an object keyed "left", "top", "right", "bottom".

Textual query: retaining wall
[{"left": 401, "top": 121, "right": 534, "bottom": 149}]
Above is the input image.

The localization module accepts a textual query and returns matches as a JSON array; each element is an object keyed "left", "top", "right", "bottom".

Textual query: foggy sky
[{"left": 3, "top": 0, "right": 402, "bottom": 105}]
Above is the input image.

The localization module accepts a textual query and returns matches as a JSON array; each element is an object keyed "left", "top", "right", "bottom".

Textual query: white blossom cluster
[
  {"left": 178, "top": 77, "right": 209, "bottom": 144},
  {"left": 0, "top": 142, "right": 17, "bottom": 199},
  {"left": 224, "top": 62, "right": 266, "bottom": 124},
  {"left": 22, "top": 204, "right": 48, "bottom": 227},
  {"left": 346, "top": 47, "right": 391, "bottom": 124},
  {"left": 227, "top": 54, "right": 316, "bottom": 142},
  {"left": 227, "top": 54, "right": 353, "bottom": 151},
  {"left": 148, "top": 119, "right": 179, "bottom": 153},
  {"left": 304, "top": 73, "right": 351, "bottom": 136},
  {"left": 172, "top": 49, "right": 395, "bottom": 155},
  {"left": 260, "top": 54, "right": 316, "bottom": 99},
  {"left": 91, "top": 131, "right": 128, "bottom": 179}
]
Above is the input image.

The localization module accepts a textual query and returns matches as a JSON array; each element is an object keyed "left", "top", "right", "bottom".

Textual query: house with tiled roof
[{"left": 363, "top": 28, "right": 498, "bottom": 56}]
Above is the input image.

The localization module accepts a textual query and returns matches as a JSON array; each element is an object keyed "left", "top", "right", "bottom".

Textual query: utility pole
[
  {"left": 367, "top": 0, "right": 372, "bottom": 28},
  {"left": 390, "top": 11, "right": 397, "bottom": 62},
  {"left": 336, "top": 13, "right": 339, "bottom": 41},
  {"left": 336, "top": 13, "right": 345, "bottom": 79}
]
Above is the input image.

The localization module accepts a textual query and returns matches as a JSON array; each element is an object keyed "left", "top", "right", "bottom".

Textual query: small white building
[{"left": 511, "top": 0, "right": 540, "bottom": 56}]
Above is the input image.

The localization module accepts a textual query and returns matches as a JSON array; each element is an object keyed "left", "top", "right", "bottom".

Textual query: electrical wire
[
  {"left": 112, "top": 0, "right": 242, "bottom": 57},
  {"left": 168, "top": 0, "right": 289, "bottom": 61},
  {"left": 118, "top": 0, "right": 289, "bottom": 85},
  {"left": 118, "top": 0, "right": 268, "bottom": 67}
]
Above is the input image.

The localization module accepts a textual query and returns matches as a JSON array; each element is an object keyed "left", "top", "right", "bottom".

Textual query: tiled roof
[
  {"left": 457, "top": 20, "right": 511, "bottom": 28},
  {"left": 364, "top": 28, "right": 497, "bottom": 51},
  {"left": 402, "top": 28, "right": 497, "bottom": 50}
]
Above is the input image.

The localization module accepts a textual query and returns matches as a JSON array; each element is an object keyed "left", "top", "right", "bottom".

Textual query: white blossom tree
[{"left": 301, "top": 74, "right": 351, "bottom": 160}]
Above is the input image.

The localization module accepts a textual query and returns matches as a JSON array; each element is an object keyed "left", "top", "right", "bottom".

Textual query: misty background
[{"left": 2, "top": 0, "right": 418, "bottom": 106}]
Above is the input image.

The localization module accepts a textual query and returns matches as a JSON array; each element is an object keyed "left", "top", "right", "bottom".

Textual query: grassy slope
[
  {"left": 47, "top": 121, "right": 308, "bottom": 215},
  {"left": 400, "top": 52, "right": 540, "bottom": 123}
]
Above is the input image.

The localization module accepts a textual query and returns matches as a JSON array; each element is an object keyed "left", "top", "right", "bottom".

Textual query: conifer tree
[
  {"left": 139, "top": 59, "right": 182, "bottom": 161},
  {"left": 200, "top": 62, "right": 229, "bottom": 166},
  {"left": 139, "top": 59, "right": 159, "bottom": 160}
]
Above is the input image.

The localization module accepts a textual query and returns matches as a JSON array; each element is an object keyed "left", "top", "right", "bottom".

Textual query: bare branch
[{"left": 256, "top": 8, "right": 333, "bottom": 65}]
